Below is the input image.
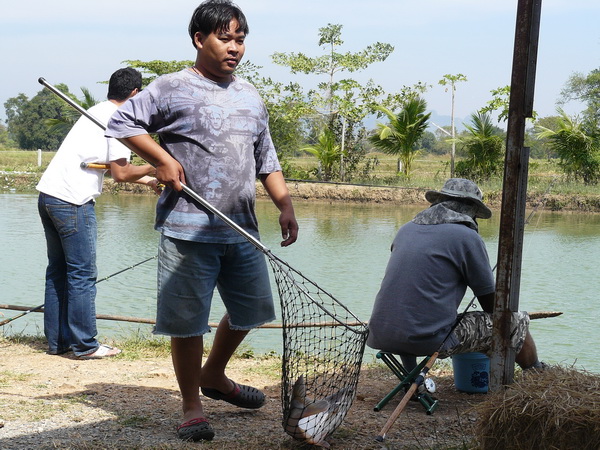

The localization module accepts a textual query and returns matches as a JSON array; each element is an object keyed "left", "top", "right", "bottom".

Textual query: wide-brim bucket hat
[{"left": 425, "top": 178, "right": 492, "bottom": 219}]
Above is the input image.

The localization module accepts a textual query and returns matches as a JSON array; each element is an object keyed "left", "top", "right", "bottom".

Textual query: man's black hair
[
  {"left": 107, "top": 68, "right": 142, "bottom": 101},
  {"left": 188, "top": 0, "right": 249, "bottom": 48}
]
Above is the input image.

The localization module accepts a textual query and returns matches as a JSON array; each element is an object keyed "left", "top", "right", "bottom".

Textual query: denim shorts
[
  {"left": 154, "top": 235, "right": 275, "bottom": 337},
  {"left": 439, "top": 311, "right": 530, "bottom": 358}
]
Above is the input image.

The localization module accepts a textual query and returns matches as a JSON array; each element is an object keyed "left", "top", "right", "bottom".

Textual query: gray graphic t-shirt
[{"left": 106, "top": 69, "right": 281, "bottom": 243}]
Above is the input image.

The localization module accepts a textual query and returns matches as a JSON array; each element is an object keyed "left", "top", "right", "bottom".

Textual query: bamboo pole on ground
[
  {"left": 0, "top": 304, "right": 367, "bottom": 328},
  {"left": 0, "top": 304, "right": 561, "bottom": 328}
]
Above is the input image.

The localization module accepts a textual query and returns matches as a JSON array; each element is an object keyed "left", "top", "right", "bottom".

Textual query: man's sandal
[
  {"left": 177, "top": 417, "right": 215, "bottom": 441},
  {"left": 201, "top": 381, "right": 265, "bottom": 409}
]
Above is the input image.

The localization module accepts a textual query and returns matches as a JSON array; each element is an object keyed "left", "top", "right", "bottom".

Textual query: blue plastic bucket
[{"left": 451, "top": 352, "right": 489, "bottom": 393}]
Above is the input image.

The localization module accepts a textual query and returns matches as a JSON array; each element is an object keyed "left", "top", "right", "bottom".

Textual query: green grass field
[
  {"left": 287, "top": 151, "right": 598, "bottom": 196},
  {"left": 1, "top": 148, "right": 597, "bottom": 197}
]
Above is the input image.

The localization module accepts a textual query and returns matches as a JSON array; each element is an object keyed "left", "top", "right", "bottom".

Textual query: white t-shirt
[{"left": 36, "top": 101, "right": 131, "bottom": 205}]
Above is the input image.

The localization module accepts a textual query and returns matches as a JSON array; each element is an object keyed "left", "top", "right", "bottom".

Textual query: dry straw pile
[{"left": 474, "top": 365, "right": 600, "bottom": 449}]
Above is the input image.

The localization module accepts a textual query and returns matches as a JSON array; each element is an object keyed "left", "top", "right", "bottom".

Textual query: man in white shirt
[{"left": 37, "top": 68, "right": 158, "bottom": 359}]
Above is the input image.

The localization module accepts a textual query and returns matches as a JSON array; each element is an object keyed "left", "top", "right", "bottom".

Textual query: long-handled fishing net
[{"left": 39, "top": 77, "right": 369, "bottom": 446}]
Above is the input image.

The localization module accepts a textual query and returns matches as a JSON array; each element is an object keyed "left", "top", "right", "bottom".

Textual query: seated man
[{"left": 367, "top": 178, "right": 544, "bottom": 372}]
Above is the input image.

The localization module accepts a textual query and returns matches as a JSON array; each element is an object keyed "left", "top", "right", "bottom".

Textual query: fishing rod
[
  {"left": 0, "top": 255, "right": 157, "bottom": 327},
  {"left": 1, "top": 303, "right": 561, "bottom": 328},
  {"left": 375, "top": 293, "right": 478, "bottom": 443},
  {"left": 0, "top": 304, "right": 386, "bottom": 328},
  {"left": 95, "top": 255, "right": 157, "bottom": 283},
  {"left": 0, "top": 304, "right": 46, "bottom": 328}
]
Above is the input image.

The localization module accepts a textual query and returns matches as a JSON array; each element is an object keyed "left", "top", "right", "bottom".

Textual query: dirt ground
[{"left": 0, "top": 340, "right": 488, "bottom": 449}]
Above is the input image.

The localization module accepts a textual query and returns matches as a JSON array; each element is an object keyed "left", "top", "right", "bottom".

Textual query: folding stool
[{"left": 374, "top": 351, "right": 439, "bottom": 415}]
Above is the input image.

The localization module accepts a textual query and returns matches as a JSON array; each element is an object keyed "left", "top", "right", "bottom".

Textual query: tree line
[{"left": 2, "top": 24, "right": 599, "bottom": 185}]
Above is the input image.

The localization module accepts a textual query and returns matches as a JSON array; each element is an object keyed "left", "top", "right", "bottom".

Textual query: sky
[{"left": 1, "top": 0, "right": 599, "bottom": 128}]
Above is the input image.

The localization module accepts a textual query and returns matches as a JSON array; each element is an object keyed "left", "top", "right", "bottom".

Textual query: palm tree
[
  {"left": 535, "top": 108, "right": 600, "bottom": 184},
  {"left": 45, "top": 87, "right": 99, "bottom": 135},
  {"left": 369, "top": 97, "right": 431, "bottom": 178},
  {"left": 455, "top": 112, "right": 504, "bottom": 181},
  {"left": 302, "top": 128, "right": 341, "bottom": 181}
]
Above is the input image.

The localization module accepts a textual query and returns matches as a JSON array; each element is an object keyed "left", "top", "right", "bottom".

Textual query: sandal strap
[
  {"left": 178, "top": 417, "right": 209, "bottom": 430},
  {"left": 221, "top": 382, "right": 241, "bottom": 400}
]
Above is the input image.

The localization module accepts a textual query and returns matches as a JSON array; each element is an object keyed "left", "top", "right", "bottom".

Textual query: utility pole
[{"left": 490, "top": 0, "right": 542, "bottom": 390}]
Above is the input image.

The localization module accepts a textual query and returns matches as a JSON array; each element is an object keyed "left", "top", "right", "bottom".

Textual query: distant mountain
[{"left": 427, "top": 110, "right": 466, "bottom": 133}]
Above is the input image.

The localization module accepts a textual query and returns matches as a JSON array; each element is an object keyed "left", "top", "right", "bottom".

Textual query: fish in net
[{"left": 268, "top": 254, "right": 368, "bottom": 447}]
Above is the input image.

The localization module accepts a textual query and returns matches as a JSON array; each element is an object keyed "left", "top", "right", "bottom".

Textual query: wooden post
[{"left": 490, "top": 0, "right": 542, "bottom": 390}]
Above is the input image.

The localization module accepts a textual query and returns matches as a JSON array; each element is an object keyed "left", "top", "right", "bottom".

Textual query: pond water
[{"left": 1, "top": 192, "right": 598, "bottom": 373}]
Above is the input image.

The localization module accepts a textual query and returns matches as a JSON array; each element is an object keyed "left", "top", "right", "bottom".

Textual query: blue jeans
[{"left": 38, "top": 193, "right": 99, "bottom": 356}]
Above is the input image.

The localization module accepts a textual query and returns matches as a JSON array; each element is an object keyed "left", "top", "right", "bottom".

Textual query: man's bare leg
[
  {"left": 171, "top": 336, "right": 204, "bottom": 421},
  {"left": 515, "top": 331, "right": 542, "bottom": 369},
  {"left": 200, "top": 314, "right": 249, "bottom": 394}
]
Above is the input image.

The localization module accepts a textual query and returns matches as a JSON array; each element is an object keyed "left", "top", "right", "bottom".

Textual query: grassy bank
[{"left": 2, "top": 150, "right": 600, "bottom": 212}]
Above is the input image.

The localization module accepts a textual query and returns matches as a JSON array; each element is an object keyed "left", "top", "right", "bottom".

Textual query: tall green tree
[
  {"left": 122, "top": 59, "right": 194, "bottom": 87},
  {"left": 535, "top": 109, "right": 600, "bottom": 184},
  {"left": 4, "top": 85, "right": 72, "bottom": 150},
  {"left": 272, "top": 23, "right": 414, "bottom": 180},
  {"left": 479, "top": 85, "right": 538, "bottom": 122},
  {"left": 559, "top": 68, "right": 600, "bottom": 122},
  {"left": 369, "top": 97, "right": 431, "bottom": 178},
  {"left": 0, "top": 122, "right": 16, "bottom": 149},
  {"left": 454, "top": 112, "right": 504, "bottom": 181},
  {"left": 439, "top": 73, "right": 467, "bottom": 177},
  {"left": 272, "top": 24, "right": 395, "bottom": 116}
]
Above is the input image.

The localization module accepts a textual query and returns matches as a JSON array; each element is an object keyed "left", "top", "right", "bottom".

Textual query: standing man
[
  {"left": 367, "top": 178, "right": 544, "bottom": 372},
  {"left": 37, "top": 68, "right": 158, "bottom": 359},
  {"left": 106, "top": 0, "right": 298, "bottom": 442}
]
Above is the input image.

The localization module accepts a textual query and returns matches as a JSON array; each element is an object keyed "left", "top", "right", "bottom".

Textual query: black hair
[
  {"left": 188, "top": 0, "right": 249, "bottom": 48},
  {"left": 107, "top": 68, "right": 142, "bottom": 101}
]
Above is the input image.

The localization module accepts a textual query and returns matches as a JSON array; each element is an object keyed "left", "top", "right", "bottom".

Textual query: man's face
[{"left": 194, "top": 18, "right": 245, "bottom": 83}]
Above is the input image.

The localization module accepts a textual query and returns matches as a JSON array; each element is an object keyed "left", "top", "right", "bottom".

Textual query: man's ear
[
  {"left": 127, "top": 88, "right": 140, "bottom": 99},
  {"left": 194, "top": 32, "right": 205, "bottom": 49}
]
